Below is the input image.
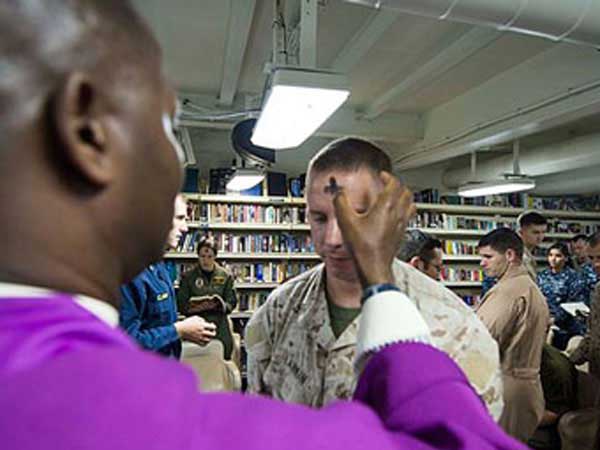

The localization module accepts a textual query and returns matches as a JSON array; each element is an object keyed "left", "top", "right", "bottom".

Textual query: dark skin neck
[{"left": 0, "top": 132, "right": 125, "bottom": 306}]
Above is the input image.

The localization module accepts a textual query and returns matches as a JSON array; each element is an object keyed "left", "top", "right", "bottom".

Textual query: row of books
[
  {"left": 237, "top": 292, "right": 269, "bottom": 312},
  {"left": 190, "top": 203, "right": 307, "bottom": 225},
  {"left": 462, "top": 295, "right": 482, "bottom": 307},
  {"left": 174, "top": 231, "right": 314, "bottom": 254},
  {"left": 411, "top": 213, "right": 508, "bottom": 231},
  {"left": 215, "top": 233, "right": 314, "bottom": 254},
  {"left": 413, "top": 189, "right": 525, "bottom": 208},
  {"left": 225, "top": 261, "right": 317, "bottom": 284},
  {"left": 439, "top": 267, "right": 485, "bottom": 282},
  {"left": 443, "top": 240, "right": 479, "bottom": 255},
  {"left": 528, "top": 195, "right": 600, "bottom": 212}
]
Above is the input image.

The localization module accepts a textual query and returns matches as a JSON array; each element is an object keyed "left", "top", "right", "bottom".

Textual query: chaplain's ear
[{"left": 51, "top": 72, "right": 112, "bottom": 187}]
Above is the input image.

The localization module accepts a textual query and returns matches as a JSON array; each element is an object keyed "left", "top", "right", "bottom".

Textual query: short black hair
[
  {"left": 478, "top": 228, "right": 524, "bottom": 259},
  {"left": 197, "top": 236, "right": 218, "bottom": 256},
  {"left": 517, "top": 211, "right": 547, "bottom": 228},
  {"left": 306, "top": 137, "right": 392, "bottom": 190},
  {"left": 588, "top": 232, "right": 600, "bottom": 249},
  {"left": 397, "top": 230, "right": 442, "bottom": 266},
  {"left": 548, "top": 242, "right": 570, "bottom": 258},
  {"left": 571, "top": 234, "right": 588, "bottom": 243}
]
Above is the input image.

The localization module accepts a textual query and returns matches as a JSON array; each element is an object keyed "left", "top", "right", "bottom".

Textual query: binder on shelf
[{"left": 267, "top": 171, "right": 287, "bottom": 196}]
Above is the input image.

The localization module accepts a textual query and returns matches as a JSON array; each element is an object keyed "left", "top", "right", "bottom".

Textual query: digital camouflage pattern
[{"left": 246, "top": 259, "right": 504, "bottom": 419}]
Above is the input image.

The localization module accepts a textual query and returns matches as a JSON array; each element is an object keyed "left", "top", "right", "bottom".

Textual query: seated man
[
  {"left": 0, "top": 2, "right": 522, "bottom": 449},
  {"left": 246, "top": 138, "right": 503, "bottom": 420}
]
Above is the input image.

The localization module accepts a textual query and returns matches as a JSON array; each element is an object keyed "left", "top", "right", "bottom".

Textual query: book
[
  {"left": 188, "top": 295, "right": 226, "bottom": 314},
  {"left": 560, "top": 302, "right": 590, "bottom": 316}
]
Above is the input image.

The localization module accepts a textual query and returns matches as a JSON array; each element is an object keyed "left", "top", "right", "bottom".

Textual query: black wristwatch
[{"left": 361, "top": 283, "right": 400, "bottom": 305}]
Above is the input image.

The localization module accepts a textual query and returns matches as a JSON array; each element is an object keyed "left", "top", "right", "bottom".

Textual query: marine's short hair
[
  {"left": 517, "top": 211, "right": 547, "bottom": 228},
  {"left": 478, "top": 228, "right": 524, "bottom": 259},
  {"left": 306, "top": 137, "right": 392, "bottom": 189},
  {"left": 397, "top": 230, "right": 442, "bottom": 266}
]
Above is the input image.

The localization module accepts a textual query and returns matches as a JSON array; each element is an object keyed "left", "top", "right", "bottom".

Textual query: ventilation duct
[
  {"left": 345, "top": 0, "right": 600, "bottom": 48},
  {"left": 443, "top": 132, "right": 600, "bottom": 188}
]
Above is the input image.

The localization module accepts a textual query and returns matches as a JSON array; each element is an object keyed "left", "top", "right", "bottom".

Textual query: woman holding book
[
  {"left": 537, "top": 243, "right": 587, "bottom": 349},
  {"left": 177, "top": 236, "right": 238, "bottom": 359}
]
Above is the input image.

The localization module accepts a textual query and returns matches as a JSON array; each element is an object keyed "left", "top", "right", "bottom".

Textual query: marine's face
[
  {"left": 479, "top": 245, "right": 509, "bottom": 278},
  {"left": 519, "top": 224, "right": 546, "bottom": 249},
  {"left": 306, "top": 167, "right": 383, "bottom": 283},
  {"left": 423, "top": 248, "right": 443, "bottom": 281}
]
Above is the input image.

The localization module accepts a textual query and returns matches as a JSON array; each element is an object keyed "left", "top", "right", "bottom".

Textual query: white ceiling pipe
[
  {"left": 345, "top": 0, "right": 600, "bottom": 48},
  {"left": 443, "top": 132, "right": 600, "bottom": 188},
  {"left": 534, "top": 165, "right": 600, "bottom": 195}
]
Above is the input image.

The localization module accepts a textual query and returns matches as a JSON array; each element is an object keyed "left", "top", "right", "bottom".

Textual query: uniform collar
[
  {"left": 0, "top": 281, "right": 119, "bottom": 327},
  {"left": 498, "top": 264, "right": 528, "bottom": 282}
]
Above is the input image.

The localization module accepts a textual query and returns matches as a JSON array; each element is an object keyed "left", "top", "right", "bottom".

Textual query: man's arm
[{"left": 119, "top": 283, "right": 179, "bottom": 351}]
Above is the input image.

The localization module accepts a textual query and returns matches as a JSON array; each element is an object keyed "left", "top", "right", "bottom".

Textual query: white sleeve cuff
[{"left": 355, "top": 290, "right": 431, "bottom": 372}]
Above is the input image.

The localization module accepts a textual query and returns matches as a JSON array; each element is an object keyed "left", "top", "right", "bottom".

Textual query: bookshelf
[{"left": 166, "top": 194, "right": 600, "bottom": 313}]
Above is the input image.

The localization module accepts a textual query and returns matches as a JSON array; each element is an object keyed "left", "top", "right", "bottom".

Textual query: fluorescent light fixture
[
  {"left": 458, "top": 177, "right": 536, "bottom": 197},
  {"left": 251, "top": 68, "right": 350, "bottom": 149},
  {"left": 226, "top": 168, "right": 265, "bottom": 192}
]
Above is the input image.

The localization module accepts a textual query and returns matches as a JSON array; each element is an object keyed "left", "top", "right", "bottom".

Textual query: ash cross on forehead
[{"left": 324, "top": 177, "right": 341, "bottom": 195}]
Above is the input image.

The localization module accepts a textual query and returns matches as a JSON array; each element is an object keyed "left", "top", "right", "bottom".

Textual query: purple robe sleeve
[{"left": 183, "top": 343, "right": 522, "bottom": 450}]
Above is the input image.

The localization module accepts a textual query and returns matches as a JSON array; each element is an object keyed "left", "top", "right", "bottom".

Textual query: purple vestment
[{"left": 0, "top": 293, "right": 525, "bottom": 449}]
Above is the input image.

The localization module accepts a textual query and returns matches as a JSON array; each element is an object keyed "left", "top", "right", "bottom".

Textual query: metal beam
[
  {"left": 299, "top": 0, "right": 318, "bottom": 67},
  {"left": 330, "top": 10, "right": 400, "bottom": 72},
  {"left": 218, "top": 0, "right": 256, "bottom": 106},
  {"left": 362, "top": 27, "right": 501, "bottom": 120}
]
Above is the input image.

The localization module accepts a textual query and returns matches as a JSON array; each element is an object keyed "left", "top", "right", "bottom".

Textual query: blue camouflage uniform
[
  {"left": 481, "top": 275, "right": 497, "bottom": 297},
  {"left": 577, "top": 262, "right": 598, "bottom": 306},
  {"left": 537, "top": 267, "right": 587, "bottom": 349},
  {"left": 119, "top": 262, "right": 181, "bottom": 358}
]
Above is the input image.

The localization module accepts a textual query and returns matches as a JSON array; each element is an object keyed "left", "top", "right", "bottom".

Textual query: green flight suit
[{"left": 177, "top": 264, "right": 237, "bottom": 360}]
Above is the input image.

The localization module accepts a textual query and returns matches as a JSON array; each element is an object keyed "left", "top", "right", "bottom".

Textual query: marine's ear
[
  {"left": 51, "top": 72, "right": 112, "bottom": 187},
  {"left": 409, "top": 256, "right": 424, "bottom": 271}
]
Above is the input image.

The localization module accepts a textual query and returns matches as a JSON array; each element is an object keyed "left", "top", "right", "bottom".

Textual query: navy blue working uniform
[
  {"left": 578, "top": 262, "right": 599, "bottom": 306},
  {"left": 119, "top": 262, "right": 181, "bottom": 358},
  {"left": 537, "top": 267, "right": 587, "bottom": 349}
]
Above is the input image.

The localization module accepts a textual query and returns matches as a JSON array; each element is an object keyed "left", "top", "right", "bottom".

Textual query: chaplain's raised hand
[{"left": 332, "top": 171, "right": 415, "bottom": 288}]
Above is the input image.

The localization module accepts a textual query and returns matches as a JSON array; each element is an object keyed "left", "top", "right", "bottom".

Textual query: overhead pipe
[
  {"left": 534, "top": 165, "right": 600, "bottom": 195},
  {"left": 443, "top": 132, "right": 600, "bottom": 188},
  {"left": 344, "top": 0, "right": 600, "bottom": 49}
]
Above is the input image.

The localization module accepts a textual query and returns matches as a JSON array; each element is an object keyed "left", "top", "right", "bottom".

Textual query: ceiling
[{"left": 131, "top": 0, "right": 600, "bottom": 195}]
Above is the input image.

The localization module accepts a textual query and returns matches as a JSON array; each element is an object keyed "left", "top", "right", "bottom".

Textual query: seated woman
[
  {"left": 177, "top": 236, "right": 237, "bottom": 360},
  {"left": 537, "top": 243, "right": 587, "bottom": 350}
]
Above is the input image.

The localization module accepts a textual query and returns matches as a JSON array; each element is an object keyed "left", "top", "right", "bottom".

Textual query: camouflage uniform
[{"left": 246, "top": 259, "right": 504, "bottom": 419}]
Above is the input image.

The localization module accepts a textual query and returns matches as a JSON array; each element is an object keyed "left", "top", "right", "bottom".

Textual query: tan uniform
[
  {"left": 476, "top": 264, "right": 549, "bottom": 442},
  {"left": 523, "top": 246, "right": 538, "bottom": 281},
  {"left": 571, "top": 282, "right": 600, "bottom": 379},
  {"left": 246, "top": 259, "right": 504, "bottom": 419}
]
